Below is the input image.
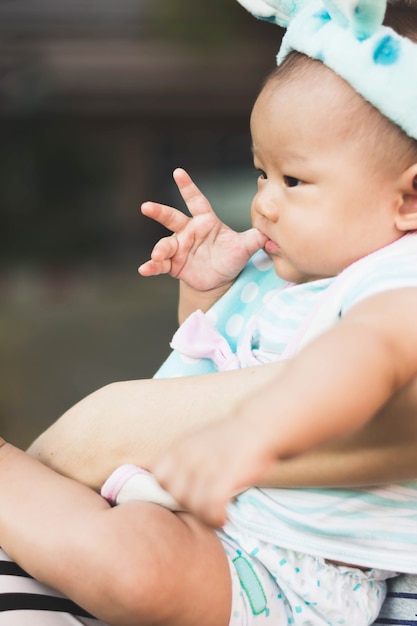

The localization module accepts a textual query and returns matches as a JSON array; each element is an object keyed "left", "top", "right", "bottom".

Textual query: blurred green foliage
[{"left": 149, "top": 0, "right": 251, "bottom": 50}]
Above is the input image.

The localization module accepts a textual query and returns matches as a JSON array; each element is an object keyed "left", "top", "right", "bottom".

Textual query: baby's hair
[
  {"left": 385, "top": 1, "right": 417, "bottom": 41},
  {"left": 261, "top": 1, "right": 417, "bottom": 174}
]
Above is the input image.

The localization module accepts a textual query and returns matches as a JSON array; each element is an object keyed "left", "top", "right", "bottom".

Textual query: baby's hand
[
  {"left": 139, "top": 168, "right": 267, "bottom": 292},
  {"left": 152, "top": 415, "right": 274, "bottom": 527}
]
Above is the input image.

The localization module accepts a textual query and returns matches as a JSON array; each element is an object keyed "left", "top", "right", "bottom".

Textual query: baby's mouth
[{"left": 264, "top": 239, "right": 281, "bottom": 255}]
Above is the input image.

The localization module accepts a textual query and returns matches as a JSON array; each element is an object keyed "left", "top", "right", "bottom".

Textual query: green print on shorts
[{"left": 233, "top": 555, "right": 268, "bottom": 616}]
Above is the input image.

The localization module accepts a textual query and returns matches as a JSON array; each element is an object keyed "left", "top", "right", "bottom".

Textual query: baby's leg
[
  {"left": 0, "top": 504, "right": 232, "bottom": 626},
  {"left": 0, "top": 444, "right": 232, "bottom": 626},
  {"left": 91, "top": 502, "right": 233, "bottom": 626}
]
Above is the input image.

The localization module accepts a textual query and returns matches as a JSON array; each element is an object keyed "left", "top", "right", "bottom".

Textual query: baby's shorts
[{"left": 216, "top": 521, "right": 391, "bottom": 626}]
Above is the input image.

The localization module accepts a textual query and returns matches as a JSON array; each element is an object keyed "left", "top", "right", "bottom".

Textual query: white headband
[{"left": 237, "top": 0, "right": 417, "bottom": 140}]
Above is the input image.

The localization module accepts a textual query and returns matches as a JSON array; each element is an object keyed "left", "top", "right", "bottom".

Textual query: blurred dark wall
[{"left": 0, "top": 0, "right": 282, "bottom": 448}]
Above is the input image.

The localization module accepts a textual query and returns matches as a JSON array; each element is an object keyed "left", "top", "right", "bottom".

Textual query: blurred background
[{"left": 0, "top": 0, "right": 281, "bottom": 448}]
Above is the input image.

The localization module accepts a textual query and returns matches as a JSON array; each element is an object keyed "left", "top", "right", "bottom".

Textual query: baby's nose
[{"left": 253, "top": 193, "right": 279, "bottom": 222}]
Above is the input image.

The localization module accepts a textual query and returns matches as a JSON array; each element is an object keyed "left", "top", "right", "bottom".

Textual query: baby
[{"left": 103, "top": 2, "right": 417, "bottom": 625}]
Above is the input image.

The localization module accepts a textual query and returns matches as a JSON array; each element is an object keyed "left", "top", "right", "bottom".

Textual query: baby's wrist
[
  {"left": 180, "top": 280, "right": 233, "bottom": 305},
  {"left": 179, "top": 281, "right": 233, "bottom": 323}
]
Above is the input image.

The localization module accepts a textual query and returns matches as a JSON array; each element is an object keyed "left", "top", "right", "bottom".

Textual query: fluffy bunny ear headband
[{"left": 237, "top": 0, "right": 417, "bottom": 140}]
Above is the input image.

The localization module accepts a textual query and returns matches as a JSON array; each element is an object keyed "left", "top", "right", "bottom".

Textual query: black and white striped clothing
[
  {"left": 0, "top": 550, "right": 108, "bottom": 625},
  {"left": 375, "top": 575, "right": 417, "bottom": 626}
]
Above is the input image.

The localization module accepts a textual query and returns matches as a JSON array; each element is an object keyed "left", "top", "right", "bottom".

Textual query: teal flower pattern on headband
[
  {"left": 373, "top": 34, "right": 400, "bottom": 65},
  {"left": 236, "top": 0, "right": 417, "bottom": 140},
  {"left": 324, "top": 0, "right": 386, "bottom": 39},
  {"left": 237, "top": 0, "right": 385, "bottom": 33}
]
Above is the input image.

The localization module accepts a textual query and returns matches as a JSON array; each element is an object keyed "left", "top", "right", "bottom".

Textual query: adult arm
[
  {"left": 28, "top": 363, "right": 283, "bottom": 489},
  {"left": 28, "top": 354, "right": 417, "bottom": 492}
]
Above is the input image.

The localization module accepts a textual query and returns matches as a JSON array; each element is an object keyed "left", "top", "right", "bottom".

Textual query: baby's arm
[
  {"left": 153, "top": 288, "right": 417, "bottom": 526},
  {"left": 139, "top": 168, "right": 267, "bottom": 323}
]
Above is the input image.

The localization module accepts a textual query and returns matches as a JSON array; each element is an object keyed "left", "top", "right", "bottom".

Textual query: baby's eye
[
  {"left": 283, "top": 175, "right": 303, "bottom": 188},
  {"left": 256, "top": 169, "right": 267, "bottom": 180}
]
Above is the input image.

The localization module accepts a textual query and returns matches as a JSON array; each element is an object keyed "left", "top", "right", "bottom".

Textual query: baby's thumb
[{"left": 243, "top": 228, "right": 268, "bottom": 256}]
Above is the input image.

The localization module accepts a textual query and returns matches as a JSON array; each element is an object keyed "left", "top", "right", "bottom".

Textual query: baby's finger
[
  {"left": 150, "top": 234, "right": 178, "bottom": 262},
  {"left": 242, "top": 227, "right": 269, "bottom": 256},
  {"left": 138, "top": 235, "right": 178, "bottom": 276},
  {"left": 173, "top": 168, "right": 215, "bottom": 218},
  {"left": 201, "top": 503, "right": 227, "bottom": 528},
  {"left": 138, "top": 258, "right": 172, "bottom": 277},
  {"left": 188, "top": 485, "right": 228, "bottom": 528},
  {"left": 141, "top": 201, "right": 189, "bottom": 234}
]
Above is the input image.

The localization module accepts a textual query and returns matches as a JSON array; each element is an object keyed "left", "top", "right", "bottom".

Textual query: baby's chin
[{"left": 270, "top": 257, "right": 319, "bottom": 285}]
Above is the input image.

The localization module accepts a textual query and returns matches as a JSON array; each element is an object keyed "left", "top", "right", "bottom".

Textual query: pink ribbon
[{"left": 170, "top": 309, "right": 240, "bottom": 372}]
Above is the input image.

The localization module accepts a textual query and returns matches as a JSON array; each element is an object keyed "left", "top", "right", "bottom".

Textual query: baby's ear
[{"left": 395, "top": 163, "right": 417, "bottom": 232}]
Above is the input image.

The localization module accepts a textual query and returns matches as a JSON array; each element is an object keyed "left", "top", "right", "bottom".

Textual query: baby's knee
[{"left": 104, "top": 505, "right": 231, "bottom": 625}]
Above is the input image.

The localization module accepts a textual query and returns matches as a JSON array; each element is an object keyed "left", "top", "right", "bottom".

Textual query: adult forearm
[
  {"left": 28, "top": 364, "right": 283, "bottom": 490},
  {"left": 29, "top": 362, "right": 417, "bottom": 492}
]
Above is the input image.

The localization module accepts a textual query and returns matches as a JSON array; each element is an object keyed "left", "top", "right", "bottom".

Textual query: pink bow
[{"left": 170, "top": 310, "right": 240, "bottom": 372}]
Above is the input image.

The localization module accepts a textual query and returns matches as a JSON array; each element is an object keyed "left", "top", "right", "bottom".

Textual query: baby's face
[{"left": 249, "top": 70, "right": 403, "bottom": 284}]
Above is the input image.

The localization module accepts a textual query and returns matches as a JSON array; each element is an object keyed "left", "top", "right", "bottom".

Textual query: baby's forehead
[
  {"left": 253, "top": 73, "right": 374, "bottom": 151},
  {"left": 255, "top": 65, "right": 359, "bottom": 124},
  {"left": 261, "top": 57, "right": 354, "bottom": 101},
  {"left": 257, "top": 57, "right": 382, "bottom": 136}
]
